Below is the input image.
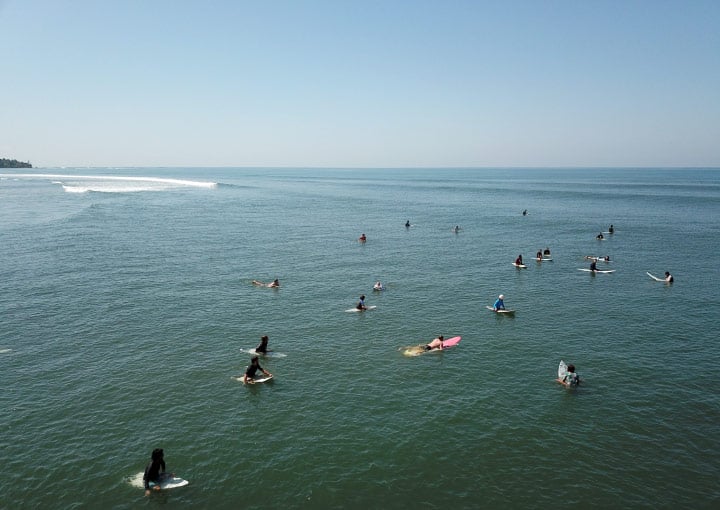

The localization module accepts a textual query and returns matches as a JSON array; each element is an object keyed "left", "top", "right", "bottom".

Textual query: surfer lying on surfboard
[
  {"left": 252, "top": 278, "right": 279, "bottom": 288},
  {"left": 423, "top": 335, "right": 444, "bottom": 351}
]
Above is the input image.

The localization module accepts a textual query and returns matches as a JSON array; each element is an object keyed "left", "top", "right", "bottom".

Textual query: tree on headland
[{"left": 0, "top": 158, "right": 32, "bottom": 168}]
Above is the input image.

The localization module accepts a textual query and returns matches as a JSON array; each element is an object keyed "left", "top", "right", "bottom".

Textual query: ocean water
[{"left": 1, "top": 167, "right": 718, "bottom": 509}]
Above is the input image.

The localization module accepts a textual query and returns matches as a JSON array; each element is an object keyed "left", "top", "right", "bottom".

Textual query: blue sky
[{"left": 1, "top": 0, "right": 718, "bottom": 167}]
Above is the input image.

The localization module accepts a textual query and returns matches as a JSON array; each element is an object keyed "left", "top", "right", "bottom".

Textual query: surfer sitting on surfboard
[
  {"left": 493, "top": 294, "right": 506, "bottom": 311},
  {"left": 544, "top": 247, "right": 551, "bottom": 256},
  {"left": 244, "top": 356, "right": 272, "bottom": 384},
  {"left": 356, "top": 295, "right": 367, "bottom": 310},
  {"left": 515, "top": 255, "right": 523, "bottom": 265},
  {"left": 590, "top": 260, "right": 598, "bottom": 272},
  {"left": 424, "top": 335, "right": 444, "bottom": 351},
  {"left": 255, "top": 335, "right": 269, "bottom": 354},
  {"left": 144, "top": 448, "right": 172, "bottom": 496},
  {"left": 597, "top": 233, "right": 604, "bottom": 240},
  {"left": 359, "top": 233, "right": 366, "bottom": 242}
]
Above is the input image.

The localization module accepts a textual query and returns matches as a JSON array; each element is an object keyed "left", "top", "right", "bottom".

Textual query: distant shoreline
[{"left": 0, "top": 158, "right": 32, "bottom": 168}]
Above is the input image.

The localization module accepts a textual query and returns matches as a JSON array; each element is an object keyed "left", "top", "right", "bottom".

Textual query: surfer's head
[
  {"left": 261, "top": 335, "right": 268, "bottom": 343},
  {"left": 151, "top": 448, "right": 164, "bottom": 461},
  {"left": 251, "top": 356, "right": 260, "bottom": 364},
  {"left": 567, "top": 364, "right": 575, "bottom": 373},
  {"left": 499, "top": 294, "right": 504, "bottom": 300},
  {"left": 360, "top": 295, "right": 365, "bottom": 300}
]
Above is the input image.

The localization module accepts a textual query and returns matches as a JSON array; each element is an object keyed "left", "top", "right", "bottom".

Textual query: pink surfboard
[{"left": 441, "top": 336, "right": 461, "bottom": 348}]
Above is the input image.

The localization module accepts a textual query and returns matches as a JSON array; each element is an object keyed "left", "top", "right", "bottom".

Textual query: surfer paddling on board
[
  {"left": 253, "top": 279, "right": 279, "bottom": 288},
  {"left": 244, "top": 356, "right": 272, "bottom": 384},
  {"left": 356, "top": 295, "right": 368, "bottom": 310},
  {"left": 423, "top": 335, "right": 444, "bottom": 351},
  {"left": 493, "top": 294, "right": 506, "bottom": 311},
  {"left": 143, "top": 448, "right": 172, "bottom": 496},
  {"left": 255, "top": 335, "right": 269, "bottom": 354},
  {"left": 558, "top": 364, "right": 581, "bottom": 387}
]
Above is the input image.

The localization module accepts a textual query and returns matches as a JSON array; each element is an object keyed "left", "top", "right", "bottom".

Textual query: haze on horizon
[{"left": 1, "top": 0, "right": 719, "bottom": 169}]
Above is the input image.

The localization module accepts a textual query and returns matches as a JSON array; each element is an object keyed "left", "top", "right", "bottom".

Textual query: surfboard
[
  {"left": 578, "top": 268, "right": 615, "bottom": 273},
  {"left": 129, "top": 471, "right": 189, "bottom": 490},
  {"left": 513, "top": 263, "right": 527, "bottom": 269},
  {"left": 558, "top": 360, "right": 567, "bottom": 379},
  {"left": 402, "top": 336, "right": 461, "bottom": 356},
  {"left": 232, "top": 374, "right": 274, "bottom": 384},
  {"left": 242, "top": 348, "right": 287, "bottom": 358},
  {"left": 647, "top": 272, "right": 670, "bottom": 282},
  {"left": 485, "top": 306, "right": 515, "bottom": 315},
  {"left": 345, "top": 305, "right": 377, "bottom": 312},
  {"left": 534, "top": 257, "right": 552, "bottom": 262}
]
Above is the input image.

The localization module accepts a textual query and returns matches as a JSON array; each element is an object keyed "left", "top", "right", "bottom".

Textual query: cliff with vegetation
[{"left": 0, "top": 158, "right": 32, "bottom": 168}]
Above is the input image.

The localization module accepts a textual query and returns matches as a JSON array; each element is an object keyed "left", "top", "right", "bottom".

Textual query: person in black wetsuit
[
  {"left": 143, "top": 448, "right": 166, "bottom": 495},
  {"left": 255, "top": 335, "right": 269, "bottom": 354},
  {"left": 244, "top": 356, "right": 272, "bottom": 384}
]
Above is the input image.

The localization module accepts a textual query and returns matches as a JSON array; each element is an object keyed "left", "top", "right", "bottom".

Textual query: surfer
[
  {"left": 522, "top": 209, "right": 527, "bottom": 216},
  {"left": 373, "top": 281, "right": 384, "bottom": 291},
  {"left": 268, "top": 278, "right": 280, "bottom": 288},
  {"left": 589, "top": 260, "right": 598, "bottom": 272},
  {"left": 424, "top": 335, "right": 444, "bottom": 351},
  {"left": 359, "top": 233, "right": 366, "bottom": 242},
  {"left": 143, "top": 448, "right": 170, "bottom": 495},
  {"left": 253, "top": 279, "right": 279, "bottom": 288},
  {"left": 405, "top": 220, "right": 410, "bottom": 228},
  {"left": 596, "top": 232, "right": 604, "bottom": 240},
  {"left": 453, "top": 225, "right": 461, "bottom": 233},
  {"left": 560, "top": 364, "right": 580, "bottom": 387},
  {"left": 536, "top": 250, "right": 543, "bottom": 260},
  {"left": 493, "top": 294, "right": 506, "bottom": 311},
  {"left": 255, "top": 335, "right": 269, "bottom": 354},
  {"left": 664, "top": 271, "right": 674, "bottom": 283},
  {"left": 544, "top": 247, "right": 551, "bottom": 256},
  {"left": 244, "top": 356, "right": 272, "bottom": 384},
  {"left": 602, "top": 255, "right": 610, "bottom": 262},
  {"left": 609, "top": 224, "right": 614, "bottom": 234},
  {"left": 514, "top": 255, "right": 523, "bottom": 265},
  {"left": 356, "top": 295, "right": 367, "bottom": 310}
]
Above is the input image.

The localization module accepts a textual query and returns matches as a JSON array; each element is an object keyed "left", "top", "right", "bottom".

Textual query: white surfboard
[
  {"left": 485, "top": 305, "right": 515, "bottom": 315},
  {"left": 578, "top": 268, "right": 615, "bottom": 274},
  {"left": 646, "top": 272, "right": 666, "bottom": 282},
  {"left": 535, "top": 257, "right": 552, "bottom": 262},
  {"left": 242, "top": 348, "right": 287, "bottom": 358},
  {"left": 345, "top": 305, "right": 377, "bottom": 312},
  {"left": 558, "top": 360, "right": 567, "bottom": 379},
  {"left": 129, "top": 471, "right": 189, "bottom": 490},
  {"left": 232, "top": 374, "right": 274, "bottom": 384},
  {"left": 512, "top": 263, "right": 527, "bottom": 269}
]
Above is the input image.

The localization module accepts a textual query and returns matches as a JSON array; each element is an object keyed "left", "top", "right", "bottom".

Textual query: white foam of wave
[{"left": 0, "top": 173, "right": 217, "bottom": 193}]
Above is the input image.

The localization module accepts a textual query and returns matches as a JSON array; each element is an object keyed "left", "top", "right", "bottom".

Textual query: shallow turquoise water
[{"left": 1, "top": 168, "right": 719, "bottom": 508}]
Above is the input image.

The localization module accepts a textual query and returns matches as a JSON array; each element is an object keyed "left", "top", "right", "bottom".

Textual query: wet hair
[
  {"left": 260, "top": 335, "right": 269, "bottom": 342},
  {"left": 251, "top": 356, "right": 260, "bottom": 364},
  {"left": 151, "top": 448, "right": 164, "bottom": 460},
  {"left": 567, "top": 364, "right": 575, "bottom": 372},
  {"left": 360, "top": 295, "right": 365, "bottom": 300},
  {"left": 439, "top": 335, "right": 444, "bottom": 340}
]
